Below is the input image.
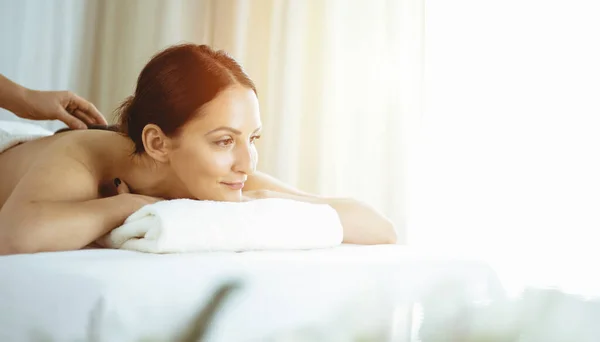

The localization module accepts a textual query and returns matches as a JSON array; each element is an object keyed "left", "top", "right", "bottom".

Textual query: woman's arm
[
  {"left": 244, "top": 172, "right": 397, "bottom": 244},
  {"left": 0, "top": 153, "right": 158, "bottom": 255},
  {"left": 244, "top": 171, "right": 318, "bottom": 197},
  {"left": 0, "top": 194, "right": 155, "bottom": 255}
]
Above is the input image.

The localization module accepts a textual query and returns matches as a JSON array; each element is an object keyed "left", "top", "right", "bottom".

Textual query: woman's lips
[{"left": 221, "top": 182, "right": 245, "bottom": 190}]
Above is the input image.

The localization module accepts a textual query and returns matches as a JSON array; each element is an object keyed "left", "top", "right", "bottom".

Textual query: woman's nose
[{"left": 233, "top": 145, "right": 256, "bottom": 174}]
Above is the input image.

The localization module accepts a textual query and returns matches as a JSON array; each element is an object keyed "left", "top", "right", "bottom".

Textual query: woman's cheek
[
  {"left": 211, "top": 150, "right": 236, "bottom": 172},
  {"left": 250, "top": 146, "right": 258, "bottom": 171}
]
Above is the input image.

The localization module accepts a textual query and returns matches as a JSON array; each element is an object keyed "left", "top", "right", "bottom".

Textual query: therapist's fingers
[
  {"left": 56, "top": 107, "right": 87, "bottom": 130},
  {"left": 114, "top": 178, "right": 130, "bottom": 194},
  {"left": 67, "top": 92, "right": 107, "bottom": 125},
  {"left": 72, "top": 109, "right": 96, "bottom": 126}
]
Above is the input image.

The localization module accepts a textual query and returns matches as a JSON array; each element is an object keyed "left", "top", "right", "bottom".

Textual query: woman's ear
[{"left": 141, "top": 124, "right": 171, "bottom": 163}]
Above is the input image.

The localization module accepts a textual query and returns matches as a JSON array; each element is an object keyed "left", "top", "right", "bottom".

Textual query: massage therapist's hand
[
  {"left": 20, "top": 89, "right": 107, "bottom": 129},
  {"left": 0, "top": 73, "right": 106, "bottom": 129}
]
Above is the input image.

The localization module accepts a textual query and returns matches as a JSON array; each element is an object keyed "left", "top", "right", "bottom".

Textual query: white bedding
[
  {"left": 0, "top": 245, "right": 504, "bottom": 342},
  {"left": 0, "top": 120, "right": 53, "bottom": 153},
  {"left": 100, "top": 198, "right": 343, "bottom": 253}
]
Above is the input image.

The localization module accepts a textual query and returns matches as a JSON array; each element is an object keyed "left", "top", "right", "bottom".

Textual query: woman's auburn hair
[
  {"left": 55, "top": 44, "right": 256, "bottom": 150},
  {"left": 115, "top": 44, "right": 256, "bottom": 153}
]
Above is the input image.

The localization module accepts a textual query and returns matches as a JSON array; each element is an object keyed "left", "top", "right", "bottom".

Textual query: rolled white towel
[
  {"left": 99, "top": 198, "right": 343, "bottom": 253},
  {"left": 0, "top": 120, "right": 53, "bottom": 153}
]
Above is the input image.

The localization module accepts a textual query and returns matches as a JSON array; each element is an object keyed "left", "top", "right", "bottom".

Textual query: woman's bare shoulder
[{"left": 0, "top": 131, "right": 116, "bottom": 208}]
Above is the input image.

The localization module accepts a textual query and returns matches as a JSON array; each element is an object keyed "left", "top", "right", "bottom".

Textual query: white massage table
[{"left": 0, "top": 245, "right": 504, "bottom": 341}]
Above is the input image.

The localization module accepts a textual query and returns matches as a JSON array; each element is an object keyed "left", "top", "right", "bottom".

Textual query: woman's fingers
[{"left": 114, "top": 178, "right": 130, "bottom": 194}]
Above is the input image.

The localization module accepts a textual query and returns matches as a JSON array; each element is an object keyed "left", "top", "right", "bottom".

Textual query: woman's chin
[{"left": 224, "top": 192, "right": 243, "bottom": 202}]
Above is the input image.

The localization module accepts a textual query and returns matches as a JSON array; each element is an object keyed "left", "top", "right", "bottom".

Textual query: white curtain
[
  {"left": 417, "top": 0, "right": 600, "bottom": 295},
  {"left": 0, "top": 0, "right": 424, "bottom": 242},
  {"left": 0, "top": 0, "right": 90, "bottom": 130}
]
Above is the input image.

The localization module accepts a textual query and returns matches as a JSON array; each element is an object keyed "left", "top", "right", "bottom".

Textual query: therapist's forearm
[{"left": 0, "top": 74, "right": 28, "bottom": 116}]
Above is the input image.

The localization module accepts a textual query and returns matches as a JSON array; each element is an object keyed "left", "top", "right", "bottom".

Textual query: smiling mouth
[{"left": 221, "top": 182, "right": 245, "bottom": 190}]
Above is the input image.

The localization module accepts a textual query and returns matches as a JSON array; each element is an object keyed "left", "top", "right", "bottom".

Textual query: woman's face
[{"left": 167, "top": 85, "right": 262, "bottom": 202}]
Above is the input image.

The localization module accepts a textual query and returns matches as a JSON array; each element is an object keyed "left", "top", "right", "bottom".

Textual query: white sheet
[{"left": 0, "top": 245, "right": 504, "bottom": 342}]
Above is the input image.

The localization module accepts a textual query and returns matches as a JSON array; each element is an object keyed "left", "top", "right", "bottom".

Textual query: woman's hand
[
  {"left": 93, "top": 178, "right": 163, "bottom": 249},
  {"left": 113, "top": 177, "right": 164, "bottom": 211},
  {"left": 20, "top": 89, "right": 107, "bottom": 129}
]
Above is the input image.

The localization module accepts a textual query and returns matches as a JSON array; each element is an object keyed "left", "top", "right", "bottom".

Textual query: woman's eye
[
  {"left": 250, "top": 135, "right": 261, "bottom": 144},
  {"left": 216, "top": 138, "right": 234, "bottom": 147}
]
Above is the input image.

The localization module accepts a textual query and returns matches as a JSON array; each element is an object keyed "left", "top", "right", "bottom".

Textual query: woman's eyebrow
[
  {"left": 205, "top": 127, "right": 241, "bottom": 136},
  {"left": 205, "top": 126, "right": 263, "bottom": 136}
]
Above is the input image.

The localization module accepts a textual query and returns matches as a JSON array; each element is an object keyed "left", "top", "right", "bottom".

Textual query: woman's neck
[
  {"left": 121, "top": 154, "right": 172, "bottom": 198},
  {"left": 102, "top": 132, "right": 178, "bottom": 199}
]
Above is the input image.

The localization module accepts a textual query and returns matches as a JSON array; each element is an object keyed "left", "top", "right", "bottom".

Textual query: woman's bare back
[
  {"left": 0, "top": 129, "right": 165, "bottom": 254},
  {"left": 0, "top": 130, "right": 126, "bottom": 209}
]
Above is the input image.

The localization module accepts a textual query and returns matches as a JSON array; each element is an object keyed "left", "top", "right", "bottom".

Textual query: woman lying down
[{"left": 0, "top": 44, "right": 396, "bottom": 255}]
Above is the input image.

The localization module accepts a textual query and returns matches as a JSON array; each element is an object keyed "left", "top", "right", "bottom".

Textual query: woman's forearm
[
  {"left": 0, "top": 195, "right": 138, "bottom": 255},
  {"left": 245, "top": 172, "right": 397, "bottom": 244},
  {"left": 326, "top": 198, "right": 397, "bottom": 245},
  {"left": 245, "top": 190, "right": 397, "bottom": 244}
]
